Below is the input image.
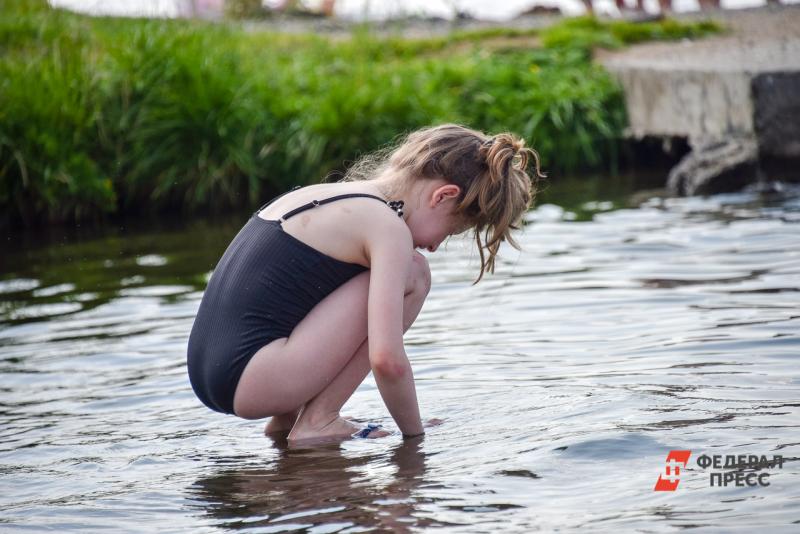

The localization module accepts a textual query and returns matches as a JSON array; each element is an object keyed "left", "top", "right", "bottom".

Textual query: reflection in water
[
  {"left": 1, "top": 183, "right": 799, "bottom": 531},
  {"left": 0, "top": 215, "right": 240, "bottom": 327},
  {"left": 190, "top": 437, "right": 436, "bottom": 532}
]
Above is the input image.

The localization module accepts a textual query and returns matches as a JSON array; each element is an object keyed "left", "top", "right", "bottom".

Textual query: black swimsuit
[{"left": 187, "top": 187, "right": 402, "bottom": 415}]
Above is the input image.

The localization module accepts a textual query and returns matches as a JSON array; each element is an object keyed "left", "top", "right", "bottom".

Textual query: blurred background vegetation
[{"left": 0, "top": 0, "right": 718, "bottom": 227}]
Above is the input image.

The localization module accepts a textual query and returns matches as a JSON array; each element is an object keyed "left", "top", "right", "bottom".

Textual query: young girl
[{"left": 187, "top": 123, "right": 541, "bottom": 444}]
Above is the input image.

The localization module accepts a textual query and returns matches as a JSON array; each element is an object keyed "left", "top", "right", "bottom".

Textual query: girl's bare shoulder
[
  {"left": 258, "top": 183, "right": 392, "bottom": 218},
  {"left": 259, "top": 183, "right": 411, "bottom": 266},
  {"left": 344, "top": 190, "right": 411, "bottom": 246}
]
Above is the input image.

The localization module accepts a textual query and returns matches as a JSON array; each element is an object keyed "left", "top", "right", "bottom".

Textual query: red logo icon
[{"left": 654, "top": 450, "right": 692, "bottom": 491}]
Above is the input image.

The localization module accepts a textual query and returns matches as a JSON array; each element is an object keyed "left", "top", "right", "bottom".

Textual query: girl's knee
[{"left": 408, "top": 251, "right": 431, "bottom": 296}]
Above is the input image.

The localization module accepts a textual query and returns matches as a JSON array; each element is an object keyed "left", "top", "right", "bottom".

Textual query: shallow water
[{"left": 1, "top": 182, "right": 799, "bottom": 532}]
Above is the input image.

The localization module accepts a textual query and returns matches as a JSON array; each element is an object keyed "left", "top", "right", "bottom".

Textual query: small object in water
[{"left": 353, "top": 423, "right": 383, "bottom": 438}]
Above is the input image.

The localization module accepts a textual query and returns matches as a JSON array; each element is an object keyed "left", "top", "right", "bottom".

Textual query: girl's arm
[{"left": 365, "top": 220, "right": 425, "bottom": 437}]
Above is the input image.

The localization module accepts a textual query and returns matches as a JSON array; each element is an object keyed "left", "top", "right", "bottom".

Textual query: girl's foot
[
  {"left": 264, "top": 410, "right": 300, "bottom": 436},
  {"left": 264, "top": 411, "right": 356, "bottom": 437},
  {"left": 287, "top": 415, "right": 388, "bottom": 445}
]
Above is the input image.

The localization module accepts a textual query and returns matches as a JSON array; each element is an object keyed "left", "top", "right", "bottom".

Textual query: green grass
[
  {"left": 0, "top": 0, "right": 720, "bottom": 227},
  {"left": 540, "top": 15, "right": 721, "bottom": 56}
]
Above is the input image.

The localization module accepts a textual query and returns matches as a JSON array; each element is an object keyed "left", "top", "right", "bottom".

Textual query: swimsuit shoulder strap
[
  {"left": 279, "top": 193, "right": 404, "bottom": 222},
  {"left": 253, "top": 185, "right": 303, "bottom": 216}
]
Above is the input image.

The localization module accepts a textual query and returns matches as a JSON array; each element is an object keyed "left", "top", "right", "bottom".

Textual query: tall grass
[{"left": 0, "top": 0, "right": 719, "bottom": 227}]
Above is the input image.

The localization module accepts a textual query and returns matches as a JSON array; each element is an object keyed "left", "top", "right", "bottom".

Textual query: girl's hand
[
  {"left": 403, "top": 418, "right": 444, "bottom": 439},
  {"left": 403, "top": 417, "right": 444, "bottom": 439}
]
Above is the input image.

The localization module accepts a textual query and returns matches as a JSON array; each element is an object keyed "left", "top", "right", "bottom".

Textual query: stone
[
  {"left": 667, "top": 136, "right": 759, "bottom": 196},
  {"left": 752, "top": 72, "right": 800, "bottom": 159}
]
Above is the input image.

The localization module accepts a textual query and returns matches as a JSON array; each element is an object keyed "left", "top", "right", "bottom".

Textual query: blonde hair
[{"left": 342, "top": 124, "right": 543, "bottom": 284}]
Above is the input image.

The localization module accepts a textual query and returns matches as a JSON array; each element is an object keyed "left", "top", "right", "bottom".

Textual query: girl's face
[{"left": 408, "top": 181, "right": 469, "bottom": 253}]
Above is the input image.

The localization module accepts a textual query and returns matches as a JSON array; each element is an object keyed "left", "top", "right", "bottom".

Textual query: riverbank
[{"left": 0, "top": 0, "right": 717, "bottom": 228}]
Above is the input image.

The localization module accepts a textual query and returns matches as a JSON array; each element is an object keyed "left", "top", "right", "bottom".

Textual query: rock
[
  {"left": 518, "top": 6, "right": 562, "bottom": 17},
  {"left": 752, "top": 71, "right": 800, "bottom": 159},
  {"left": 667, "top": 136, "right": 759, "bottom": 196}
]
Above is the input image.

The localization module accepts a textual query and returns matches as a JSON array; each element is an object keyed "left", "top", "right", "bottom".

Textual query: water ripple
[{"left": 1, "top": 187, "right": 799, "bottom": 531}]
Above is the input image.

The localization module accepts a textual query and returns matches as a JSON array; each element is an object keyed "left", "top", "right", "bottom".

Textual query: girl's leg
[
  {"left": 287, "top": 279, "right": 427, "bottom": 441},
  {"left": 289, "top": 251, "right": 430, "bottom": 439},
  {"left": 264, "top": 407, "right": 301, "bottom": 435},
  {"left": 233, "top": 252, "right": 431, "bottom": 429}
]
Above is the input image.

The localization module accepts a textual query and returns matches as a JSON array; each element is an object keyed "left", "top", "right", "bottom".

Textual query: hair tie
[{"left": 482, "top": 137, "right": 495, "bottom": 148}]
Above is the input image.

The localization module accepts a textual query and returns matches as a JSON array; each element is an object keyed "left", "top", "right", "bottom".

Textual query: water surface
[{"left": 1, "top": 181, "right": 799, "bottom": 532}]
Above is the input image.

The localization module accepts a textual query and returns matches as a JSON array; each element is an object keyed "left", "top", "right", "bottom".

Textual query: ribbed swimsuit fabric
[{"left": 187, "top": 189, "right": 398, "bottom": 415}]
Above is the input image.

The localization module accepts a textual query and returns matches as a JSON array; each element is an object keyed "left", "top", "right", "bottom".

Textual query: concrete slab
[{"left": 596, "top": 6, "right": 800, "bottom": 194}]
